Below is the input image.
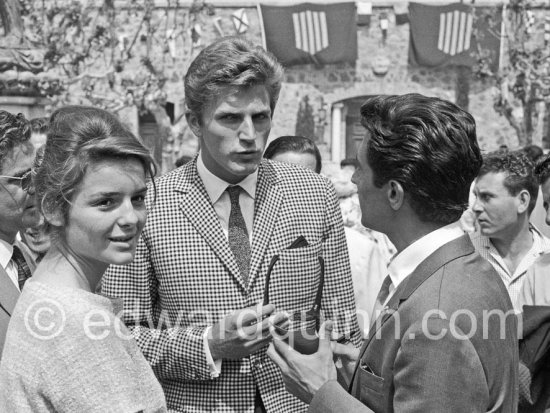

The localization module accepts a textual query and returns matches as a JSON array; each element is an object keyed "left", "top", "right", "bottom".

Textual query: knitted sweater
[{"left": 0, "top": 280, "right": 166, "bottom": 413}]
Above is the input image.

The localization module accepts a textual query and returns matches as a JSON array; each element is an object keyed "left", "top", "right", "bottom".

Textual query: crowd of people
[{"left": 0, "top": 35, "right": 548, "bottom": 412}]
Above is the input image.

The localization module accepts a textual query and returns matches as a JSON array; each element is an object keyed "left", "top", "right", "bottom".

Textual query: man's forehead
[
  {"left": 208, "top": 85, "right": 270, "bottom": 110},
  {"left": 475, "top": 171, "right": 509, "bottom": 191}
]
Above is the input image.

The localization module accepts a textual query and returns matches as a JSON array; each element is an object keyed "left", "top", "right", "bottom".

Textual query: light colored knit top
[{"left": 0, "top": 280, "right": 167, "bottom": 413}]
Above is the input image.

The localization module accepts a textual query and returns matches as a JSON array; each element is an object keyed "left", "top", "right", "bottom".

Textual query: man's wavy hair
[
  {"left": 184, "top": 36, "right": 284, "bottom": 121},
  {"left": 0, "top": 111, "right": 32, "bottom": 172},
  {"left": 360, "top": 93, "right": 482, "bottom": 225}
]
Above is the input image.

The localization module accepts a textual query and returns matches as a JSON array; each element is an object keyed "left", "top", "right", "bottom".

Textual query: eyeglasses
[
  {"left": 0, "top": 170, "right": 33, "bottom": 192},
  {"left": 263, "top": 254, "right": 325, "bottom": 354}
]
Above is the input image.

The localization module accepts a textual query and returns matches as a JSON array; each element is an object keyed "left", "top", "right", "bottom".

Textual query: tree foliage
[
  {"left": 2, "top": 0, "right": 214, "bottom": 172},
  {"left": 474, "top": 0, "right": 549, "bottom": 146}
]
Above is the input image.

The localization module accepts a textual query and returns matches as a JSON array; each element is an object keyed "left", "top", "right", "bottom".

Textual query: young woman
[{"left": 0, "top": 106, "right": 166, "bottom": 412}]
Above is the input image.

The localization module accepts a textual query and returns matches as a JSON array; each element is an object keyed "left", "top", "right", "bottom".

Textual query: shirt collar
[
  {"left": 485, "top": 224, "right": 550, "bottom": 254},
  {"left": 196, "top": 151, "right": 258, "bottom": 203},
  {"left": 0, "top": 237, "right": 14, "bottom": 271},
  {"left": 388, "top": 221, "right": 465, "bottom": 290}
]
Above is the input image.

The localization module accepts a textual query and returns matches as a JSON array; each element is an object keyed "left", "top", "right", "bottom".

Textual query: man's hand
[
  {"left": 331, "top": 340, "right": 360, "bottom": 388},
  {"left": 267, "top": 320, "right": 337, "bottom": 404},
  {"left": 208, "top": 304, "right": 288, "bottom": 360}
]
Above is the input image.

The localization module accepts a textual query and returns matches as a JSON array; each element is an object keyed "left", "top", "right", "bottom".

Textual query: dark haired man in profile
[{"left": 268, "top": 93, "right": 518, "bottom": 412}]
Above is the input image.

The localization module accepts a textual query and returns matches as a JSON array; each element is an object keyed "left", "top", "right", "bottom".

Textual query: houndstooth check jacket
[{"left": 101, "top": 157, "right": 362, "bottom": 413}]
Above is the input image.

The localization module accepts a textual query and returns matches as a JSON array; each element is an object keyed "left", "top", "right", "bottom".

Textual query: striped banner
[
  {"left": 258, "top": 3, "right": 357, "bottom": 66},
  {"left": 437, "top": 10, "right": 473, "bottom": 56},
  {"left": 292, "top": 10, "right": 329, "bottom": 55},
  {"left": 408, "top": 2, "right": 502, "bottom": 70}
]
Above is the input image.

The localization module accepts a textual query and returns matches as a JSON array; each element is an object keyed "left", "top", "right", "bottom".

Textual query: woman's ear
[{"left": 387, "top": 180, "right": 405, "bottom": 211}]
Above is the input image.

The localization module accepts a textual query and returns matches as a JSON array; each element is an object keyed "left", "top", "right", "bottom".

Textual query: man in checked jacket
[{"left": 102, "top": 36, "right": 362, "bottom": 412}]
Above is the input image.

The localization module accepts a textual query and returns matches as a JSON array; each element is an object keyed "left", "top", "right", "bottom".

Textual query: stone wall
[{"left": 170, "top": 4, "right": 527, "bottom": 164}]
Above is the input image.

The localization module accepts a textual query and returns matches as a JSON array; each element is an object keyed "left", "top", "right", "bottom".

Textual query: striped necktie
[
  {"left": 227, "top": 186, "right": 251, "bottom": 285},
  {"left": 12, "top": 245, "right": 32, "bottom": 290}
]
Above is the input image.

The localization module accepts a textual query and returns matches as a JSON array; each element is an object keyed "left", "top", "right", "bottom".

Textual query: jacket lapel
[
  {"left": 177, "top": 160, "right": 243, "bottom": 288},
  {"left": 350, "top": 235, "right": 475, "bottom": 390},
  {"left": 0, "top": 264, "right": 20, "bottom": 317},
  {"left": 249, "top": 161, "right": 282, "bottom": 290}
]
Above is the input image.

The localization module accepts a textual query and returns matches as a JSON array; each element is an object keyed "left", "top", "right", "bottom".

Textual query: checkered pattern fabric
[
  {"left": 102, "top": 158, "right": 361, "bottom": 413},
  {"left": 470, "top": 225, "right": 550, "bottom": 310}
]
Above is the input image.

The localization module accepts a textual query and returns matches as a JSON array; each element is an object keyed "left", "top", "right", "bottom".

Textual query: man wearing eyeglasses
[{"left": 0, "top": 110, "right": 40, "bottom": 355}]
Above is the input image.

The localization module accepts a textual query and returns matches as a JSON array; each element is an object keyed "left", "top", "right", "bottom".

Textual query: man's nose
[
  {"left": 238, "top": 118, "right": 256, "bottom": 141},
  {"left": 471, "top": 199, "right": 483, "bottom": 214}
]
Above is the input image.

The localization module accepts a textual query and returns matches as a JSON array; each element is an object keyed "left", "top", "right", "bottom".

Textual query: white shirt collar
[
  {"left": 196, "top": 151, "right": 258, "bottom": 203},
  {"left": 0, "top": 237, "right": 14, "bottom": 271},
  {"left": 388, "top": 221, "right": 465, "bottom": 290}
]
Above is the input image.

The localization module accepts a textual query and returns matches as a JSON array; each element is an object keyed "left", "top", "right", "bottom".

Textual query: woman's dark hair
[{"left": 34, "top": 106, "right": 157, "bottom": 230}]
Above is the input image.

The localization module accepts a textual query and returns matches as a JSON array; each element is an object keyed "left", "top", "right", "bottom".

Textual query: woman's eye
[{"left": 96, "top": 199, "right": 114, "bottom": 208}]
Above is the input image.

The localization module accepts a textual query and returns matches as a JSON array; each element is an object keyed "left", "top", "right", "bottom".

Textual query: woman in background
[{"left": 0, "top": 106, "right": 166, "bottom": 412}]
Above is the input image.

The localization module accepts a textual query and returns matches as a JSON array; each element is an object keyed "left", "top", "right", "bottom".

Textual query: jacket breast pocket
[
  {"left": 267, "top": 240, "right": 322, "bottom": 312},
  {"left": 355, "top": 364, "right": 385, "bottom": 410}
]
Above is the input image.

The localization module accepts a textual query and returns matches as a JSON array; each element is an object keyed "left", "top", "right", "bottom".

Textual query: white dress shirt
[
  {"left": 470, "top": 224, "right": 550, "bottom": 310},
  {"left": 386, "top": 222, "right": 465, "bottom": 304},
  {"left": 0, "top": 238, "right": 21, "bottom": 292},
  {"left": 196, "top": 153, "right": 257, "bottom": 241},
  {"left": 196, "top": 152, "right": 260, "bottom": 377}
]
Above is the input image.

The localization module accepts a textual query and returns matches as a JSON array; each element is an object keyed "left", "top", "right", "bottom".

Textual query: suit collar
[
  {"left": 388, "top": 222, "right": 464, "bottom": 293},
  {"left": 0, "top": 264, "right": 20, "bottom": 316},
  {"left": 350, "top": 234, "right": 476, "bottom": 391},
  {"left": 176, "top": 158, "right": 282, "bottom": 292},
  {"left": 248, "top": 160, "right": 283, "bottom": 288},
  {"left": 387, "top": 234, "right": 474, "bottom": 308}
]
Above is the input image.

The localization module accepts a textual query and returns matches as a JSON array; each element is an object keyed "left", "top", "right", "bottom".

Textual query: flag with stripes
[
  {"left": 409, "top": 2, "right": 502, "bottom": 70},
  {"left": 258, "top": 3, "right": 357, "bottom": 66}
]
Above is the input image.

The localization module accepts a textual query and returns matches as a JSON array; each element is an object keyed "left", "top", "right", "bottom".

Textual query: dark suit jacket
[
  {"left": 0, "top": 240, "right": 35, "bottom": 357},
  {"left": 309, "top": 235, "right": 519, "bottom": 413}
]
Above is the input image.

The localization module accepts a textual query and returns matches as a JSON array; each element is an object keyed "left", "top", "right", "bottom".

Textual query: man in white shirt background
[
  {"left": 471, "top": 150, "right": 550, "bottom": 310},
  {"left": 0, "top": 110, "right": 40, "bottom": 354}
]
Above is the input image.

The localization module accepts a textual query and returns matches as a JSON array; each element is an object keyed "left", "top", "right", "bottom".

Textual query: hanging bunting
[
  {"left": 232, "top": 8, "right": 249, "bottom": 34},
  {"left": 394, "top": 3, "right": 409, "bottom": 25},
  {"left": 213, "top": 16, "right": 225, "bottom": 37},
  {"left": 357, "top": 1, "right": 372, "bottom": 27},
  {"left": 258, "top": 2, "right": 358, "bottom": 66},
  {"left": 408, "top": 2, "right": 502, "bottom": 71}
]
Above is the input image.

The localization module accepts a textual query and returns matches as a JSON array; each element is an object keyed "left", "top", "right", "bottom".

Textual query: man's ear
[
  {"left": 387, "top": 180, "right": 405, "bottom": 211},
  {"left": 185, "top": 111, "right": 202, "bottom": 138},
  {"left": 517, "top": 189, "right": 531, "bottom": 214}
]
